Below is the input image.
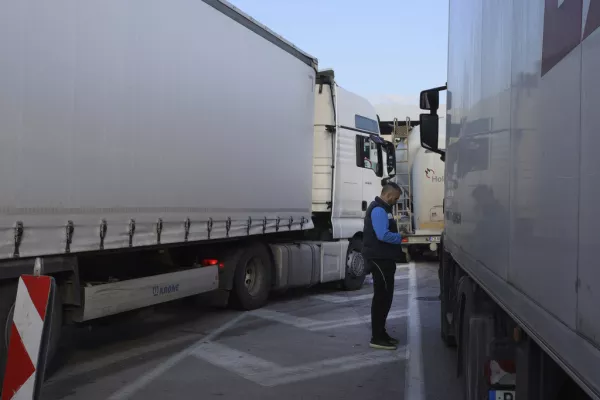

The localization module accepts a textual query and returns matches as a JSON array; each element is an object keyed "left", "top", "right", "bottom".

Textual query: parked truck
[
  {"left": 0, "top": 0, "right": 397, "bottom": 386},
  {"left": 380, "top": 119, "right": 445, "bottom": 260},
  {"left": 419, "top": 0, "right": 600, "bottom": 399}
]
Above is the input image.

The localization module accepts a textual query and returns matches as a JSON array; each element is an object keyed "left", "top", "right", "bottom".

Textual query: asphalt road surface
[{"left": 41, "top": 261, "right": 462, "bottom": 400}]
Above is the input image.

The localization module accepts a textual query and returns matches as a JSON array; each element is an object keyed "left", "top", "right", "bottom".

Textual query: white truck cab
[
  {"left": 309, "top": 69, "right": 396, "bottom": 288},
  {"left": 312, "top": 69, "right": 395, "bottom": 238}
]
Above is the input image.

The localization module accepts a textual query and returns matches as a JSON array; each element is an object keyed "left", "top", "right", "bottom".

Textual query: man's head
[{"left": 380, "top": 182, "right": 402, "bottom": 206}]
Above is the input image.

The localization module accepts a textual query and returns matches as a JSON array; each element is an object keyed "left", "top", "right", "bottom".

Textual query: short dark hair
[{"left": 381, "top": 182, "right": 401, "bottom": 195}]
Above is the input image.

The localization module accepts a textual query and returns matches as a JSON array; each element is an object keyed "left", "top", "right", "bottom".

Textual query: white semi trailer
[
  {"left": 420, "top": 0, "right": 600, "bottom": 399},
  {"left": 379, "top": 119, "right": 445, "bottom": 259},
  {"left": 0, "top": 0, "right": 396, "bottom": 386}
]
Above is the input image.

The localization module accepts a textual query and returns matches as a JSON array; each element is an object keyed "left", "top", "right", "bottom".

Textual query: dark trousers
[{"left": 368, "top": 258, "right": 397, "bottom": 340}]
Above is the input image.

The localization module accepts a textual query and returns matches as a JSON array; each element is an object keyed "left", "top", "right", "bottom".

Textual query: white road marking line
[
  {"left": 363, "top": 274, "right": 407, "bottom": 285},
  {"left": 312, "top": 289, "right": 409, "bottom": 304},
  {"left": 107, "top": 313, "right": 246, "bottom": 400},
  {"left": 191, "top": 342, "right": 279, "bottom": 376},
  {"left": 191, "top": 340, "right": 407, "bottom": 387},
  {"left": 251, "top": 308, "right": 407, "bottom": 332},
  {"left": 310, "top": 310, "right": 408, "bottom": 331},
  {"left": 404, "top": 263, "right": 425, "bottom": 400},
  {"left": 48, "top": 333, "right": 203, "bottom": 383},
  {"left": 250, "top": 309, "right": 321, "bottom": 329},
  {"left": 255, "top": 347, "right": 408, "bottom": 387}
]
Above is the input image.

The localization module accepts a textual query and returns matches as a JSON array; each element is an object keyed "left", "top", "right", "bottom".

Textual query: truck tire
[
  {"left": 403, "top": 249, "right": 411, "bottom": 263},
  {"left": 230, "top": 244, "right": 273, "bottom": 310},
  {"left": 0, "top": 280, "right": 18, "bottom": 387},
  {"left": 0, "top": 279, "right": 63, "bottom": 386},
  {"left": 440, "top": 295, "right": 456, "bottom": 347},
  {"left": 342, "top": 239, "right": 366, "bottom": 291},
  {"left": 463, "top": 313, "right": 494, "bottom": 400},
  {"left": 440, "top": 250, "right": 456, "bottom": 347},
  {"left": 407, "top": 245, "right": 418, "bottom": 262},
  {"left": 41, "top": 288, "right": 63, "bottom": 376}
]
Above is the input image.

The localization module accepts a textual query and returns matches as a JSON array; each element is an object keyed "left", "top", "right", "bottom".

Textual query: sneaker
[
  {"left": 383, "top": 333, "right": 399, "bottom": 345},
  {"left": 369, "top": 338, "right": 397, "bottom": 350}
]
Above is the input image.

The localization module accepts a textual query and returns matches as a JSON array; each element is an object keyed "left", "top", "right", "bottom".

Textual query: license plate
[
  {"left": 429, "top": 236, "right": 440, "bottom": 243},
  {"left": 489, "top": 390, "right": 515, "bottom": 400}
]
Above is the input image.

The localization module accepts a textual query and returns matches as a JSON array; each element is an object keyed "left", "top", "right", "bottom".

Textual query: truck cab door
[
  {"left": 330, "top": 132, "right": 383, "bottom": 239},
  {"left": 358, "top": 135, "right": 384, "bottom": 212}
]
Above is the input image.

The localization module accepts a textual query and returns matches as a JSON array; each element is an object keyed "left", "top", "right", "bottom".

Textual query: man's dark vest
[{"left": 362, "top": 197, "right": 403, "bottom": 260}]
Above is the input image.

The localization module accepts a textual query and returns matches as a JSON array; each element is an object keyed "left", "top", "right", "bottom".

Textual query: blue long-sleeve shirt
[{"left": 371, "top": 207, "right": 402, "bottom": 244}]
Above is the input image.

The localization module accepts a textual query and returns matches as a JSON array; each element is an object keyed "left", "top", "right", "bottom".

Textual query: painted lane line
[
  {"left": 48, "top": 333, "right": 204, "bottom": 383},
  {"left": 256, "top": 347, "right": 408, "bottom": 387},
  {"left": 312, "top": 289, "right": 409, "bottom": 304},
  {"left": 404, "top": 263, "right": 425, "bottom": 400},
  {"left": 191, "top": 340, "right": 407, "bottom": 387},
  {"left": 310, "top": 310, "right": 408, "bottom": 331},
  {"left": 107, "top": 312, "right": 246, "bottom": 400},
  {"left": 251, "top": 308, "right": 408, "bottom": 332},
  {"left": 250, "top": 309, "right": 321, "bottom": 329},
  {"left": 191, "top": 342, "right": 279, "bottom": 377}
]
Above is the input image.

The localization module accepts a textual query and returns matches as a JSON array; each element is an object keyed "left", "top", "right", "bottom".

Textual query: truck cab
[
  {"left": 312, "top": 69, "right": 395, "bottom": 235},
  {"left": 310, "top": 69, "right": 395, "bottom": 288}
]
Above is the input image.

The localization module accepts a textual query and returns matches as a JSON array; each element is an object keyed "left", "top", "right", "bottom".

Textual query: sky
[{"left": 228, "top": 0, "right": 448, "bottom": 118}]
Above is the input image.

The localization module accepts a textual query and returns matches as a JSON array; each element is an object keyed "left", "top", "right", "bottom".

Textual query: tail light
[{"left": 202, "top": 259, "right": 224, "bottom": 269}]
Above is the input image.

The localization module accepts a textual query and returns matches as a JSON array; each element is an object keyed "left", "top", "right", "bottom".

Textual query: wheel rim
[
  {"left": 244, "top": 257, "right": 264, "bottom": 296},
  {"left": 347, "top": 250, "right": 365, "bottom": 278}
]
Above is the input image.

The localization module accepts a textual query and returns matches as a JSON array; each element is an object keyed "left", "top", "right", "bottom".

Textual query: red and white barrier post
[{"left": 1, "top": 258, "right": 56, "bottom": 400}]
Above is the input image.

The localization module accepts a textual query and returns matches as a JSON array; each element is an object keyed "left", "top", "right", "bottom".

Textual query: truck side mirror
[
  {"left": 419, "top": 113, "right": 440, "bottom": 151},
  {"left": 419, "top": 85, "right": 447, "bottom": 111},
  {"left": 386, "top": 142, "right": 396, "bottom": 176},
  {"left": 419, "top": 84, "right": 447, "bottom": 162},
  {"left": 420, "top": 90, "right": 440, "bottom": 111}
]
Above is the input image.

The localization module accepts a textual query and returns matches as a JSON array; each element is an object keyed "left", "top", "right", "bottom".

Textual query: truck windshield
[{"left": 355, "top": 115, "right": 379, "bottom": 134}]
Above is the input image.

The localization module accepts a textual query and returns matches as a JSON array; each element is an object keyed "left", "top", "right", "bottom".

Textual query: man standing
[{"left": 362, "top": 182, "right": 404, "bottom": 350}]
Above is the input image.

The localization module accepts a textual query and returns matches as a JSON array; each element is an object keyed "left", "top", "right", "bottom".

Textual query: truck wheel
[
  {"left": 408, "top": 246, "right": 423, "bottom": 262},
  {"left": 0, "top": 279, "right": 63, "bottom": 386},
  {"left": 440, "top": 295, "right": 456, "bottom": 347},
  {"left": 41, "top": 287, "right": 63, "bottom": 376},
  {"left": 463, "top": 313, "right": 494, "bottom": 400},
  {"left": 403, "top": 248, "right": 411, "bottom": 263},
  {"left": 343, "top": 239, "right": 366, "bottom": 291},
  {"left": 231, "top": 244, "right": 273, "bottom": 310},
  {"left": 0, "top": 280, "right": 18, "bottom": 387},
  {"left": 440, "top": 251, "right": 456, "bottom": 347}
]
